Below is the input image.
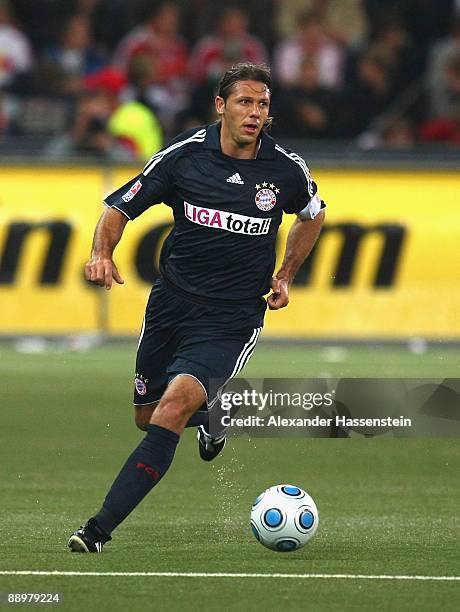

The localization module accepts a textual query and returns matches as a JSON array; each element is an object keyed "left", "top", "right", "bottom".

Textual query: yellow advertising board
[
  {"left": 266, "top": 170, "right": 460, "bottom": 338},
  {"left": 0, "top": 167, "right": 102, "bottom": 333},
  {"left": 0, "top": 166, "right": 459, "bottom": 338}
]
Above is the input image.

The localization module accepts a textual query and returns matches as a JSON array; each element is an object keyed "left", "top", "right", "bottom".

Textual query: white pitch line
[{"left": 0, "top": 571, "right": 459, "bottom": 582}]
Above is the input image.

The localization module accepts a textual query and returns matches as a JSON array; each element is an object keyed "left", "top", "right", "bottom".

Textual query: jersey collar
[{"left": 203, "top": 121, "right": 276, "bottom": 160}]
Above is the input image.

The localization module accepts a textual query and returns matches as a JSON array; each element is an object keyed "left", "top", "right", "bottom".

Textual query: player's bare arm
[
  {"left": 85, "top": 207, "right": 128, "bottom": 290},
  {"left": 268, "top": 209, "right": 325, "bottom": 310}
]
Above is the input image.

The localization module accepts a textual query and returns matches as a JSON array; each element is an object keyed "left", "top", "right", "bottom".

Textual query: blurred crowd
[{"left": 1, "top": 0, "right": 460, "bottom": 159}]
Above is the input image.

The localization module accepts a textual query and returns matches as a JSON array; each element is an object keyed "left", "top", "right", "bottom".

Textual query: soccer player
[{"left": 68, "top": 63, "right": 326, "bottom": 552}]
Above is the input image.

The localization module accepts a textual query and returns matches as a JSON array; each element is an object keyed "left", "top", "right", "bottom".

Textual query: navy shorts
[{"left": 133, "top": 279, "right": 266, "bottom": 406}]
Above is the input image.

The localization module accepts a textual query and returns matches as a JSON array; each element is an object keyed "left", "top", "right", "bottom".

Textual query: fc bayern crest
[
  {"left": 254, "top": 182, "right": 280, "bottom": 211},
  {"left": 255, "top": 188, "right": 277, "bottom": 211},
  {"left": 134, "top": 376, "right": 147, "bottom": 395}
]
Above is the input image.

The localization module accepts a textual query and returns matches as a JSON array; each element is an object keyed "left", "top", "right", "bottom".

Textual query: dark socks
[{"left": 94, "top": 424, "right": 179, "bottom": 535}]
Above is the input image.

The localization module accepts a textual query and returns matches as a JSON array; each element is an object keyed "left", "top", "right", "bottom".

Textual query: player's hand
[
  {"left": 267, "top": 277, "right": 289, "bottom": 310},
  {"left": 85, "top": 255, "right": 124, "bottom": 290}
]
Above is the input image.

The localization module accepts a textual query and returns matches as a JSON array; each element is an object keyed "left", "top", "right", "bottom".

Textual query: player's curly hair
[{"left": 216, "top": 63, "right": 273, "bottom": 128}]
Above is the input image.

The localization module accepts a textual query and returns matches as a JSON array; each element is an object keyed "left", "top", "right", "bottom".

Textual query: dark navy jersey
[{"left": 105, "top": 122, "right": 326, "bottom": 304}]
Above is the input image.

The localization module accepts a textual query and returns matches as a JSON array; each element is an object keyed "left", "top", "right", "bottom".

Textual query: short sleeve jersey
[{"left": 105, "top": 122, "right": 326, "bottom": 304}]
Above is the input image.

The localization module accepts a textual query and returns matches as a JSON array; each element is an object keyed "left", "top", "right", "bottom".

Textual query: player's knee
[
  {"left": 156, "top": 394, "right": 194, "bottom": 422},
  {"left": 152, "top": 377, "right": 206, "bottom": 427}
]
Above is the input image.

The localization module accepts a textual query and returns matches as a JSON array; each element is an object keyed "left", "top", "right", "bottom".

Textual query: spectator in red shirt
[
  {"left": 112, "top": 1, "right": 188, "bottom": 85},
  {"left": 189, "top": 6, "right": 267, "bottom": 84}
]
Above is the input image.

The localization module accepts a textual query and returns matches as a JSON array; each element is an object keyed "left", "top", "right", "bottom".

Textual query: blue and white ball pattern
[{"left": 250, "top": 484, "right": 318, "bottom": 552}]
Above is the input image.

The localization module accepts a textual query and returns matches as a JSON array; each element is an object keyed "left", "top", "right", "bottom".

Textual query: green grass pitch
[{"left": 0, "top": 341, "right": 459, "bottom": 611}]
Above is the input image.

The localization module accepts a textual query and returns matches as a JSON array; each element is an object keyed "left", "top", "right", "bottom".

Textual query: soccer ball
[{"left": 250, "top": 484, "right": 318, "bottom": 552}]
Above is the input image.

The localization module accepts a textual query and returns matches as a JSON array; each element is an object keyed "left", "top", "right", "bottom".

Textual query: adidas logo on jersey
[{"left": 226, "top": 173, "right": 244, "bottom": 184}]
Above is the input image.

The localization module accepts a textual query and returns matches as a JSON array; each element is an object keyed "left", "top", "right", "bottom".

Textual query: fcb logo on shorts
[
  {"left": 134, "top": 376, "right": 147, "bottom": 395},
  {"left": 254, "top": 183, "right": 279, "bottom": 211},
  {"left": 122, "top": 179, "right": 143, "bottom": 202}
]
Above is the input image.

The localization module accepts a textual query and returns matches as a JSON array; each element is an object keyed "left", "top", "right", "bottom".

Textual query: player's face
[{"left": 216, "top": 80, "right": 270, "bottom": 156}]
